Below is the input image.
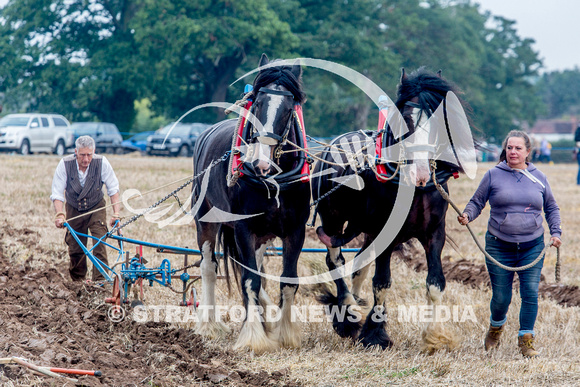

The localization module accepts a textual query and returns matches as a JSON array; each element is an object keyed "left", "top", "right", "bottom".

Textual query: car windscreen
[
  {"left": 70, "top": 123, "right": 99, "bottom": 135},
  {"left": 0, "top": 116, "right": 30, "bottom": 127},
  {"left": 157, "top": 124, "right": 191, "bottom": 136}
]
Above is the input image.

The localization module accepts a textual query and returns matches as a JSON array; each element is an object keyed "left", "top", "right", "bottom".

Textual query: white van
[{"left": 0, "top": 113, "right": 74, "bottom": 155}]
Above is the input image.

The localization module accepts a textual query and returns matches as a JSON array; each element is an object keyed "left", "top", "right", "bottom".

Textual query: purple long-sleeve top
[{"left": 463, "top": 161, "right": 561, "bottom": 243}]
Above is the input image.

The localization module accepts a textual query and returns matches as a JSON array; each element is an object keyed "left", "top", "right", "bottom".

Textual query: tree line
[{"left": 1, "top": 0, "right": 579, "bottom": 142}]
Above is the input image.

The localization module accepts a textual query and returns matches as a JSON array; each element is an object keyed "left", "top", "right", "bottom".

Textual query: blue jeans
[
  {"left": 576, "top": 152, "right": 580, "bottom": 185},
  {"left": 485, "top": 232, "right": 544, "bottom": 337}
]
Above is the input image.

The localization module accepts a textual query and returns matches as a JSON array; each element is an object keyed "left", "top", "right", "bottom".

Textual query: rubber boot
[
  {"left": 484, "top": 324, "right": 504, "bottom": 351},
  {"left": 518, "top": 333, "right": 539, "bottom": 358}
]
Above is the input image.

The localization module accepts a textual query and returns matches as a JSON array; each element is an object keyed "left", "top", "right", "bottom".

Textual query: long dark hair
[{"left": 396, "top": 67, "right": 462, "bottom": 115}]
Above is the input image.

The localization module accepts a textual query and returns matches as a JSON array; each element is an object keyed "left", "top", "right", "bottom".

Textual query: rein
[{"left": 429, "top": 160, "right": 561, "bottom": 280}]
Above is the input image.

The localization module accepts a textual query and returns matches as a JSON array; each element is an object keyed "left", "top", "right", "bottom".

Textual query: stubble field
[{"left": 0, "top": 153, "right": 579, "bottom": 386}]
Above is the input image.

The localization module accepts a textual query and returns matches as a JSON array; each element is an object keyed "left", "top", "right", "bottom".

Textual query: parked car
[
  {"left": 69, "top": 122, "right": 123, "bottom": 154},
  {"left": 146, "top": 122, "right": 211, "bottom": 157},
  {"left": 121, "top": 131, "right": 155, "bottom": 153},
  {"left": 0, "top": 113, "right": 73, "bottom": 155}
]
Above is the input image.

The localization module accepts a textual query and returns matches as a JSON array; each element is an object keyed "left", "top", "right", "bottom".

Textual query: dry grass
[{"left": 1, "top": 153, "right": 579, "bottom": 386}]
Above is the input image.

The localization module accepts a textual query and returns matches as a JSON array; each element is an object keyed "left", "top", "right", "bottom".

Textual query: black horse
[
  {"left": 312, "top": 68, "right": 473, "bottom": 352},
  {"left": 193, "top": 54, "right": 310, "bottom": 353}
]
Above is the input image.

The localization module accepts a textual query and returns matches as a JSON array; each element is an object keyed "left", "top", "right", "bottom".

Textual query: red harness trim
[
  {"left": 374, "top": 107, "right": 461, "bottom": 182},
  {"left": 231, "top": 102, "right": 310, "bottom": 183},
  {"left": 231, "top": 100, "right": 253, "bottom": 178},
  {"left": 375, "top": 108, "right": 389, "bottom": 181},
  {"left": 294, "top": 103, "right": 310, "bottom": 183}
]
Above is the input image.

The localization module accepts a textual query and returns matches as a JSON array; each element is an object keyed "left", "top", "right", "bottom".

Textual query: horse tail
[{"left": 217, "top": 225, "right": 240, "bottom": 295}]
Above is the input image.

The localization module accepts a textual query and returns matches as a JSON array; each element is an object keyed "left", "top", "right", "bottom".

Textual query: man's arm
[
  {"left": 51, "top": 159, "right": 67, "bottom": 228},
  {"left": 101, "top": 157, "right": 121, "bottom": 228},
  {"left": 109, "top": 192, "right": 121, "bottom": 227}
]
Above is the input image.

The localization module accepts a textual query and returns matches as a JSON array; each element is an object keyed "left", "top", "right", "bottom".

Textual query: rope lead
[{"left": 429, "top": 160, "right": 560, "bottom": 279}]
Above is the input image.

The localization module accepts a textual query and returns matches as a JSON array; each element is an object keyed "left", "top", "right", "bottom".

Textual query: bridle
[
  {"left": 249, "top": 88, "right": 295, "bottom": 153},
  {"left": 236, "top": 87, "right": 309, "bottom": 188},
  {"left": 400, "top": 100, "right": 438, "bottom": 155}
]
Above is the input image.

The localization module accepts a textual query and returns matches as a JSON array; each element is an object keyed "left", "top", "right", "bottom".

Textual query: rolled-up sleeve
[
  {"left": 101, "top": 156, "right": 119, "bottom": 197},
  {"left": 50, "top": 159, "right": 67, "bottom": 202}
]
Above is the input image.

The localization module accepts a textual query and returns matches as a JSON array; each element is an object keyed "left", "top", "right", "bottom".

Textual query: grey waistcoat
[{"left": 64, "top": 154, "right": 104, "bottom": 211}]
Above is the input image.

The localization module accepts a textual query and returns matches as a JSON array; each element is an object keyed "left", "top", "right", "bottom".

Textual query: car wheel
[
  {"left": 177, "top": 145, "right": 189, "bottom": 157},
  {"left": 19, "top": 139, "right": 30, "bottom": 155},
  {"left": 115, "top": 147, "right": 124, "bottom": 155},
  {"left": 54, "top": 140, "right": 65, "bottom": 156}
]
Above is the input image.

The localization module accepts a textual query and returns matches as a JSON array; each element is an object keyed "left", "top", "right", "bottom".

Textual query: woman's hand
[
  {"left": 457, "top": 213, "right": 469, "bottom": 226},
  {"left": 550, "top": 236, "right": 562, "bottom": 248}
]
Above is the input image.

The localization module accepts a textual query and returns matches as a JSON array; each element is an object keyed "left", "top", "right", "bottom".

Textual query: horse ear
[
  {"left": 259, "top": 53, "right": 269, "bottom": 67},
  {"left": 400, "top": 68, "right": 407, "bottom": 82},
  {"left": 437, "top": 69, "right": 443, "bottom": 78},
  {"left": 291, "top": 59, "right": 302, "bottom": 80}
]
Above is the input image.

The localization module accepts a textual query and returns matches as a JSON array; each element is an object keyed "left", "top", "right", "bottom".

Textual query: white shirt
[{"left": 50, "top": 156, "right": 119, "bottom": 202}]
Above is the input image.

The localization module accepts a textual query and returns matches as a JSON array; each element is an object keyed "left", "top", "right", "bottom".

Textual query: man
[{"left": 51, "top": 135, "right": 121, "bottom": 282}]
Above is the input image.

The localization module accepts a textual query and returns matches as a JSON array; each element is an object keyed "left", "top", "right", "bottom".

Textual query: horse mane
[
  {"left": 396, "top": 67, "right": 461, "bottom": 113},
  {"left": 252, "top": 61, "right": 306, "bottom": 104}
]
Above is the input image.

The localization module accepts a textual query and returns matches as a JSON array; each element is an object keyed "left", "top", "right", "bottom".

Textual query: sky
[{"left": 474, "top": 0, "right": 580, "bottom": 72}]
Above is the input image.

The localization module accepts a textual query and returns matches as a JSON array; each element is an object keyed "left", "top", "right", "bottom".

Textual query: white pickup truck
[{"left": 0, "top": 113, "right": 74, "bottom": 155}]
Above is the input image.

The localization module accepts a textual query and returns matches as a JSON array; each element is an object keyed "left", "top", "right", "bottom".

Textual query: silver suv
[{"left": 0, "top": 113, "right": 73, "bottom": 155}]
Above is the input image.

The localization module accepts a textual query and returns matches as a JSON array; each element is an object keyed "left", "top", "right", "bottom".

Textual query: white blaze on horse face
[
  {"left": 251, "top": 93, "right": 284, "bottom": 174},
  {"left": 409, "top": 107, "right": 432, "bottom": 187}
]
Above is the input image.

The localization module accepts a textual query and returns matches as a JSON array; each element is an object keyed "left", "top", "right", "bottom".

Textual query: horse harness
[{"left": 227, "top": 87, "right": 310, "bottom": 189}]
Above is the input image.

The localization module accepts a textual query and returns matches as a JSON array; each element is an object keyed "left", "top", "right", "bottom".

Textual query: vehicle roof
[{"left": 3, "top": 113, "right": 67, "bottom": 117}]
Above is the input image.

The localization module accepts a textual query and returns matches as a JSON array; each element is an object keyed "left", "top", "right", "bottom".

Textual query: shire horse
[
  {"left": 312, "top": 68, "right": 472, "bottom": 352},
  {"left": 193, "top": 54, "right": 310, "bottom": 353}
]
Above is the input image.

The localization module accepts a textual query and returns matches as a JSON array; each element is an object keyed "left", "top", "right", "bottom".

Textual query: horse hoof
[
  {"left": 195, "top": 320, "right": 231, "bottom": 339},
  {"left": 358, "top": 325, "right": 394, "bottom": 350},
  {"left": 333, "top": 319, "right": 362, "bottom": 339}
]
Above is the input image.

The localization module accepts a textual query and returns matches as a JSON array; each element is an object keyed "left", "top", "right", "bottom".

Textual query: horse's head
[
  {"left": 394, "top": 67, "right": 462, "bottom": 187},
  {"left": 247, "top": 54, "right": 305, "bottom": 177}
]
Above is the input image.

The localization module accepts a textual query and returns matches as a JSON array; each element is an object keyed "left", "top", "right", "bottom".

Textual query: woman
[{"left": 457, "top": 130, "right": 562, "bottom": 357}]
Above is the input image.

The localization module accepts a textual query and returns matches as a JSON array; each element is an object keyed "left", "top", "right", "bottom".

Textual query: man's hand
[
  {"left": 54, "top": 212, "right": 65, "bottom": 228},
  {"left": 110, "top": 214, "right": 121, "bottom": 228}
]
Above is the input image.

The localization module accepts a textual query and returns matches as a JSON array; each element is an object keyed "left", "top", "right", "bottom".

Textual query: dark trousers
[
  {"left": 64, "top": 198, "right": 109, "bottom": 281},
  {"left": 576, "top": 152, "right": 580, "bottom": 185}
]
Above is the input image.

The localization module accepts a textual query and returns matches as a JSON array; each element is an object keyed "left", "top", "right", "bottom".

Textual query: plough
[
  {"left": 64, "top": 222, "right": 209, "bottom": 317},
  {"left": 64, "top": 221, "right": 358, "bottom": 317}
]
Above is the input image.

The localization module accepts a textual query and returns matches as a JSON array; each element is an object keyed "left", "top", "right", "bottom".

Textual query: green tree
[
  {"left": 132, "top": 0, "right": 299, "bottom": 123},
  {"left": 0, "top": 0, "right": 545, "bottom": 141},
  {"left": 0, "top": 0, "right": 144, "bottom": 131},
  {"left": 536, "top": 69, "right": 580, "bottom": 118},
  {"left": 273, "top": 0, "right": 407, "bottom": 135}
]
